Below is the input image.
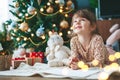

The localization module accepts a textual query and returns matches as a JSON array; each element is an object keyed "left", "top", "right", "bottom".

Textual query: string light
[
  {"left": 31, "top": 33, "right": 34, "bottom": 37},
  {"left": 109, "top": 55, "right": 116, "bottom": 61},
  {"left": 47, "top": 2, "right": 51, "bottom": 6},
  {"left": 114, "top": 52, "right": 120, "bottom": 59},
  {"left": 78, "top": 61, "right": 85, "bottom": 68},
  {"left": 98, "top": 72, "right": 109, "bottom": 80},
  {"left": 40, "top": 8, "right": 44, "bottom": 12},
  {"left": 92, "top": 60, "right": 99, "bottom": 66},
  {"left": 55, "top": 0, "right": 59, "bottom": 4},
  {"left": 67, "top": 31, "right": 71, "bottom": 34},
  {"left": 25, "top": 13, "right": 29, "bottom": 17},
  {"left": 59, "top": 9, "right": 63, "bottom": 13},
  {"left": 52, "top": 24, "right": 56, "bottom": 27},
  {"left": 16, "top": 37, "right": 20, "bottom": 41},
  {"left": 65, "top": 14, "right": 68, "bottom": 17},
  {"left": 59, "top": 32, "right": 63, "bottom": 36},
  {"left": 48, "top": 31, "right": 52, "bottom": 36},
  {"left": 41, "top": 35, "right": 45, "bottom": 39},
  {"left": 24, "top": 37, "right": 27, "bottom": 41}
]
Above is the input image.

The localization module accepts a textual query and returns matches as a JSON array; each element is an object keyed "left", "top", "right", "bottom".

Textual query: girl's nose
[{"left": 76, "top": 20, "right": 81, "bottom": 24}]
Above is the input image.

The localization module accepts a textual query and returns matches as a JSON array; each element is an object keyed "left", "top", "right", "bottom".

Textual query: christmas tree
[{"left": 5, "top": 0, "right": 76, "bottom": 52}]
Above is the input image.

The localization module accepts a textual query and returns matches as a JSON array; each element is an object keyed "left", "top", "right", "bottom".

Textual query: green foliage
[
  {"left": 6, "top": 0, "right": 75, "bottom": 52},
  {"left": 0, "top": 23, "right": 14, "bottom": 55}
]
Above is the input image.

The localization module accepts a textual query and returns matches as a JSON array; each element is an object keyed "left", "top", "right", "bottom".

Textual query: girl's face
[{"left": 72, "top": 16, "right": 94, "bottom": 35}]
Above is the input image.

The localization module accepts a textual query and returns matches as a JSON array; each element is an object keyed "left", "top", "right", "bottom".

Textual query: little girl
[{"left": 69, "top": 9, "right": 110, "bottom": 70}]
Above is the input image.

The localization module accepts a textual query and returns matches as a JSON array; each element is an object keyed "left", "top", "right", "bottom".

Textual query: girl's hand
[
  {"left": 69, "top": 62, "right": 79, "bottom": 70},
  {"left": 69, "top": 57, "right": 79, "bottom": 70}
]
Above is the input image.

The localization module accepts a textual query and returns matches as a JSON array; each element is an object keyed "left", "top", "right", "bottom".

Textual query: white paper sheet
[{"left": 0, "top": 63, "right": 102, "bottom": 79}]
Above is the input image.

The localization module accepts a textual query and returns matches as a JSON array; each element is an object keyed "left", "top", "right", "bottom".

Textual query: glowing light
[
  {"left": 114, "top": 52, "right": 120, "bottom": 59},
  {"left": 78, "top": 61, "right": 85, "bottom": 68},
  {"left": 25, "top": 13, "right": 28, "bottom": 17},
  {"left": 34, "top": 11, "right": 37, "bottom": 14},
  {"left": 59, "top": 9, "right": 63, "bottom": 13},
  {"left": 60, "top": 6, "right": 63, "bottom": 9},
  {"left": 65, "top": 14, "right": 68, "bottom": 17},
  {"left": 55, "top": 0, "right": 59, "bottom": 4},
  {"left": 47, "top": 2, "right": 50, "bottom": 6},
  {"left": 48, "top": 31, "right": 52, "bottom": 36},
  {"left": 110, "top": 63, "right": 119, "bottom": 68},
  {"left": 67, "top": 31, "right": 71, "bottom": 34},
  {"left": 81, "top": 65, "right": 89, "bottom": 70},
  {"left": 40, "top": 8, "right": 44, "bottom": 12},
  {"left": 70, "top": 26, "right": 73, "bottom": 30},
  {"left": 14, "top": 29, "right": 17, "bottom": 32},
  {"left": 31, "top": 33, "right": 34, "bottom": 37},
  {"left": 16, "top": 37, "right": 20, "bottom": 41},
  {"left": 109, "top": 55, "right": 115, "bottom": 61},
  {"left": 59, "top": 32, "right": 63, "bottom": 36},
  {"left": 52, "top": 24, "right": 56, "bottom": 27},
  {"left": 24, "top": 37, "right": 27, "bottom": 41},
  {"left": 41, "top": 35, "right": 45, "bottom": 39},
  {"left": 92, "top": 60, "right": 99, "bottom": 66},
  {"left": 98, "top": 72, "right": 109, "bottom": 80}
]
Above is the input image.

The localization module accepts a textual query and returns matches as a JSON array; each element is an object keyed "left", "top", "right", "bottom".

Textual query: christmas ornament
[
  {"left": 46, "top": 6, "right": 54, "bottom": 13},
  {"left": 60, "top": 20, "right": 69, "bottom": 29},
  {"left": 36, "top": 24, "right": 44, "bottom": 37},
  {"left": 10, "top": 21, "right": 18, "bottom": 30},
  {"left": 57, "top": 0, "right": 65, "bottom": 6},
  {"left": 19, "top": 22, "right": 29, "bottom": 32},
  {"left": 67, "top": 0, "right": 72, "bottom": 7},
  {"left": 66, "top": 0, "right": 74, "bottom": 10},
  {"left": 14, "top": 2, "right": 19, "bottom": 8},
  {"left": 27, "top": 6, "right": 36, "bottom": 15}
]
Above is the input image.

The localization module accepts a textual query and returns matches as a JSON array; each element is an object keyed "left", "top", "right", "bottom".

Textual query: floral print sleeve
[{"left": 70, "top": 37, "right": 79, "bottom": 58}]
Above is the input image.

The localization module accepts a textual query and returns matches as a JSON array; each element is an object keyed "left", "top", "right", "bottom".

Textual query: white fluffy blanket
[{"left": 0, "top": 63, "right": 118, "bottom": 79}]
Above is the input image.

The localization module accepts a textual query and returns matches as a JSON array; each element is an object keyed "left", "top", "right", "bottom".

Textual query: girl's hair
[{"left": 71, "top": 9, "right": 99, "bottom": 35}]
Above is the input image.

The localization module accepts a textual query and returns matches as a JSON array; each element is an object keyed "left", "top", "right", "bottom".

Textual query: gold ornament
[
  {"left": 19, "top": 22, "right": 29, "bottom": 32},
  {"left": 14, "top": 2, "right": 19, "bottom": 8},
  {"left": 46, "top": 6, "right": 54, "bottom": 13},
  {"left": 66, "top": 0, "right": 73, "bottom": 10},
  {"left": 27, "top": 6, "right": 36, "bottom": 15},
  {"left": 67, "top": 0, "right": 73, "bottom": 7},
  {"left": 60, "top": 20, "right": 69, "bottom": 29}
]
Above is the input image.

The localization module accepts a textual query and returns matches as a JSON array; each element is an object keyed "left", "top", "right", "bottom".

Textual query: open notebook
[{"left": 0, "top": 63, "right": 103, "bottom": 79}]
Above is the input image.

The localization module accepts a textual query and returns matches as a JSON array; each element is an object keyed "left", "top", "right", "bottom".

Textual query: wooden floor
[{"left": 0, "top": 76, "right": 89, "bottom": 80}]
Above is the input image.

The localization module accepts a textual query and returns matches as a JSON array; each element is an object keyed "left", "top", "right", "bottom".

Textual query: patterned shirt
[{"left": 70, "top": 34, "right": 109, "bottom": 67}]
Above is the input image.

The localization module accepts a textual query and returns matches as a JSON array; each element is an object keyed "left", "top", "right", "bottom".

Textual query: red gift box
[
  {"left": 26, "top": 52, "right": 44, "bottom": 66},
  {"left": 26, "top": 57, "right": 43, "bottom": 66},
  {"left": 11, "top": 57, "right": 26, "bottom": 69}
]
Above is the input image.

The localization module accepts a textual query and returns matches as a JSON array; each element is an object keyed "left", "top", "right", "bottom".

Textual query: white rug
[{"left": 0, "top": 62, "right": 116, "bottom": 79}]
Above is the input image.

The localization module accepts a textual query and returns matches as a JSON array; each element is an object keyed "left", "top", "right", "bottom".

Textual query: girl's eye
[
  {"left": 81, "top": 18, "right": 86, "bottom": 21},
  {"left": 74, "top": 20, "right": 77, "bottom": 22}
]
